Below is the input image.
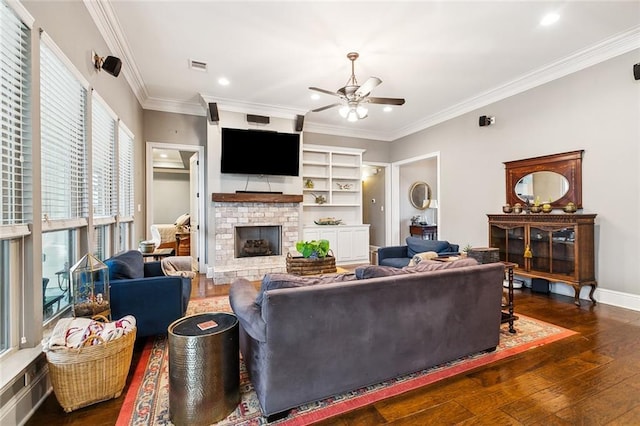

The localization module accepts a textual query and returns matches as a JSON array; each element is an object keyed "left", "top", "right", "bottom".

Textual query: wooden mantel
[{"left": 211, "top": 193, "right": 303, "bottom": 203}]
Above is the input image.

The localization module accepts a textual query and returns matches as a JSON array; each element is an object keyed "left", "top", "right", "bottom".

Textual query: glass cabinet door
[
  {"left": 528, "top": 225, "right": 575, "bottom": 278},
  {"left": 490, "top": 225, "right": 525, "bottom": 267},
  {"left": 550, "top": 226, "right": 576, "bottom": 277}
]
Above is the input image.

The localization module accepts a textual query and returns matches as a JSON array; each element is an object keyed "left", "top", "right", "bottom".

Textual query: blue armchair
[
  {"left": 106, "top": 250, "right": 191, "bottom": 338},
  {"left": 378, "top": 237, "right": 459, "bottom": 268}
]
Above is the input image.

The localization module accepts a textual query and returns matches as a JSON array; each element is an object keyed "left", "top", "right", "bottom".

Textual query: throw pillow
[
  {"left": 174, "top": 213, "right": 190, "bottom": 226},
  {"left": 408, "top": 257, "right": 479, "bottom": 273},
  {"left": 105, "top": 250, "right": 144, "bottom": 280},
  {"left": 405, "top": 237, "right": 451, "bottom": 258},
  {"left": 255, "top": 272, "right": 356, "bottom": 305},
  {"left": 355, "top": 265, "right": 411, "bottom": 279},
  {"left": 407, "top": 251, "right": 439, "bottom": 267}
]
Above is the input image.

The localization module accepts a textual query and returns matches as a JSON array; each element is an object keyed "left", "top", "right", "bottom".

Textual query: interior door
[{"left": 189, "top": 153, "right": 199, "bottom": 269}]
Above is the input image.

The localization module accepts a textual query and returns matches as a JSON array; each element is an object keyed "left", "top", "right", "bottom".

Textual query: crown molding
[
  {"left": 143, "top": 96, "right": 206, "bottom": 117},
  {"left": 302, "top": 121, "right": 395, "bottom": 142},
  {"left": 390, "top": 26, "right": 640, "bottom": 141},
  {"left": 199, "top": 95, "right": 307, "bottom": 120},
  {"left": 83, "top": 0, "right": 148, "bottom": 106}
]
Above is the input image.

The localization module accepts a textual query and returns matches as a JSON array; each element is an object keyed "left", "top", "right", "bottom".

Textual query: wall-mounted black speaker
[
  {"left": 102, "top": 56, "right": 122, "bottom": 77},
  {"left": 247, "top": 114, "right": 270, "bottom": 124},
  {"left": 295, "top": 114, "right": 305, "bottom": 132},
  {"left": 208, "top": 102, "right": 219, "bottom": 122},
  {"left": 634, "top": 63, "right": 640, "bottom": 81},
  {"left": 478, "top": 115, "right": 495, "bottom": 127}
]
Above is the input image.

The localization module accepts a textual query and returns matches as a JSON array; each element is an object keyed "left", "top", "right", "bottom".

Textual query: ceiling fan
[{"left": 309, "top": 52, "right": 405, "bottom": 122}]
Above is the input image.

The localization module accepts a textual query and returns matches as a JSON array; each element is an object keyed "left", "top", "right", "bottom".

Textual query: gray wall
[
  {"left": 152, "top": 171, "right": 190, "bottom": 223},
  {"left": 304, "top": 132, "right": 390, "bottom": 163},
  {"left": 390, "top": 50, "right": 640, "bottom": 298}
]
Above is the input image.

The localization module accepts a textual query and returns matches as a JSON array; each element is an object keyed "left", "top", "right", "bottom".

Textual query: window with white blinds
[
  {"left": 0, "top": 0, "right": 31, "bottom": 227},
  {"left": 40, "top": 42, "right": 87, "bottom": 221},
  {"left": 118, "top": 125, "right": 134, "bottom": 218},
  {"left": 92, "top": 97, "right": 116, "bottom": 218}
]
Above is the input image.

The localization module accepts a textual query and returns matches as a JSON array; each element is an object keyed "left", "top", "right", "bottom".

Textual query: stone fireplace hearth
[{"left": 211, "top": 193, "right": 302, "bottom": 284}]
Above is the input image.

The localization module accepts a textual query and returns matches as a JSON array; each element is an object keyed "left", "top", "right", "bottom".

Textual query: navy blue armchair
[
  {"left": 106, "top": 250, "right": 191, "bottom": 338},
  {"left": 378, "top": 237, "right": 459, "bottom": 268}
]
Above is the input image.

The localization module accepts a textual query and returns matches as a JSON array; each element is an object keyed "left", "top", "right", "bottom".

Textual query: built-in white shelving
[{"left": 301, "top": 145, "right": 368, "bottom": 263}]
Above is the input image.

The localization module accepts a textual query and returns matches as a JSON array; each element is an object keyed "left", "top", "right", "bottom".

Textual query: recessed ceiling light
[
  {"left": 540, "top": 13, "right": 560, "bottom": 26},
  {"left": 218, "top": 77, "right": 230, "bottom": 86},
  {"left": 383, "top": 106, "right": 393, "bottom": 112},
  {"left": 310, "top": 93, "right": 320, "bottom": 100}
]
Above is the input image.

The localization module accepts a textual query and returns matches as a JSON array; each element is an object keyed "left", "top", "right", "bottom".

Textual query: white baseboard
[{"left": 531, "top": 279, "right": 640, "bottom": 312}]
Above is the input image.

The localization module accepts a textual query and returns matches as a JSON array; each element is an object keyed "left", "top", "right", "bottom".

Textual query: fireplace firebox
[{"left": 235, "top": 226, "right": 282, "bottom": 258}]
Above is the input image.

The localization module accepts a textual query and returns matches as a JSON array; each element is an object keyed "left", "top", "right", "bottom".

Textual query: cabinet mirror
[
  {"left": 504, "top": 150, "right": 583, "bottom": 209},
  {"left": 409, "top": 181, "right": 431, "bottom": 210},
  {"left": 515, "top": 171, "right": 569, "bottom": 204}
]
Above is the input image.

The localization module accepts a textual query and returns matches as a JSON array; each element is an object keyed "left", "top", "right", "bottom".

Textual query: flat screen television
[{"left": 221, "top": 128, "right": 300, "bottom": 176}]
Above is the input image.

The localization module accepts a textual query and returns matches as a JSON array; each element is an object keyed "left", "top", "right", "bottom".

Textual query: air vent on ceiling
[{"left": 189, "top": 59, "right": 208, "bottom": 72}]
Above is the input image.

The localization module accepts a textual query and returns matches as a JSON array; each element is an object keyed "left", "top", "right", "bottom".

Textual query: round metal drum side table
[{"left": 168, "top": 312, "right": 239, "bottom": 426}]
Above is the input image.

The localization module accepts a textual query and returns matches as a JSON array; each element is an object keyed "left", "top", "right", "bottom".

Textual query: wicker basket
[
  {"left": 44, "top": 326, "right": 137, "bottom": 412},
  {"left": 286, "top": 252, "right": 337, "bottom": 275}
]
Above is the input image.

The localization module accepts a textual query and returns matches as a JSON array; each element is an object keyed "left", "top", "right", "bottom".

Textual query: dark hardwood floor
[{"left": 27, "top": 274, "right": 640, "bottom": 425}]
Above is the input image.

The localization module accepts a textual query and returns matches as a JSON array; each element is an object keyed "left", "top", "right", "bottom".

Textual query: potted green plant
[
  {"left": 295, "top": 239, "right": 330, "bottom": 259},
  {"left": 287, "top": 239, "right": 336, "bottom": 275}
]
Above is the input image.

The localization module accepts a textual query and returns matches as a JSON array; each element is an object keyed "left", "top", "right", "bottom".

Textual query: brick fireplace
[{"left": 211, "top": 193, "right": 302, "bottom": 284}]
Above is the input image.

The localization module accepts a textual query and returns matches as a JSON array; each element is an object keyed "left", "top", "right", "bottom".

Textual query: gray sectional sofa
[{"left": 229, "top": 258, "right": 505, "bottom": 418}]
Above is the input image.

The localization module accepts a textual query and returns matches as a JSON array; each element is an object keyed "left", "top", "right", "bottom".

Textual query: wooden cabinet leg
[
  {"left": 588, "top": 285, "right": 597, "bottom": 305},
  {"left": 573, "top": 284, "right": 581, "bottom": 306}
]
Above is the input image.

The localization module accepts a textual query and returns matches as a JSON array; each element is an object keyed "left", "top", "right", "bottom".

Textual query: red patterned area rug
[{"left": 116, "top": 296, "right": 575, "bottom": 426}]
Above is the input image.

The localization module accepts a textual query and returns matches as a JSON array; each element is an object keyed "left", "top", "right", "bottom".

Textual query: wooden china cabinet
[{"left": 488, "top": 213, "right": 597, "bottom": 306}]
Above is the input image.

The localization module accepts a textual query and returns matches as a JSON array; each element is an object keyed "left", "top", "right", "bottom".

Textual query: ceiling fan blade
[
  {"left": 309, "top": 87, "right": 340, "bottom": 97},
  {"left": 355, "top": 77, "right": 382, "bottom": 97},
  {"left": 311, "top": 103, "right": 341, "bottom": 113},
  {"left": 367, "top": 96, "right": 406, "bottom": 106}
]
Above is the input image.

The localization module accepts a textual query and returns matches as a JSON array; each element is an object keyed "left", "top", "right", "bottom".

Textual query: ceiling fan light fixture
[
  {"left": 347, "top": 110, "right": 359, "bottom": 122},
  {"left": 339, "top": 105, "right": 350, "bottom": 118},
  {"left": 356, "top": 105, "right": 368, "bottom": 119}
]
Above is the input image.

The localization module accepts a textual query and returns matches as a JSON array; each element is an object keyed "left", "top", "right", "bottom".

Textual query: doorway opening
[{"left": 145, "top": 142, "right": 205, "bottom": 271}]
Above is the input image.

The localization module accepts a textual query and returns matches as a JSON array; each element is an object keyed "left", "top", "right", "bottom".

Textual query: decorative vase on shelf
[
  {"left": 542, "top": 203, "right": 552, "bottom": 213},
  {"left": 564, "top": 202, "right": 577, "bottom": 213},
  {"left": 513, "top": 203, "right": 523, "bottom": 214},
  {"left": 502, "top": 204, "right": 512, "bottom": 213}
]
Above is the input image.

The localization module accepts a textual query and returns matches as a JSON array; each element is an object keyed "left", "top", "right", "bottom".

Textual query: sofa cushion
[
  {"left": 355, "top": 265, "right": 411, "bottom": 279},
  {"left": 406, "top": 237, "right": 451, "bottom": 258},
  {"left": 379, "top": 257, "right": 411, "bottom": 268},
  {"left": 407, "top": 251, "right": 438, "bottom": 267},
  {"left": 105, "top": 250, "right": 144, "bottom": 280},
  {"left": 357, "top": 257, "right": 480, "bottom": 279},
  {"left": 255, "top": 272, "right": 356, "bottom": 305},
  {"left": 408, "top": 257, "right": 479, "bottom": 272}
]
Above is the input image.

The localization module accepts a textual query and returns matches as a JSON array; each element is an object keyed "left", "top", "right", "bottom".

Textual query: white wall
[{"left": 390, "top": 50, "right": 640, "bottom": 301}]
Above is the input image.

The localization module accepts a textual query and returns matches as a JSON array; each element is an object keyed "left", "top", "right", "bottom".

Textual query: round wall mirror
[
  {"left": 409, "top": 181, "right": 431, "bottom": 210},
  {"left": 515, "top": 171, "right": 570, "bottom": 204}
]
